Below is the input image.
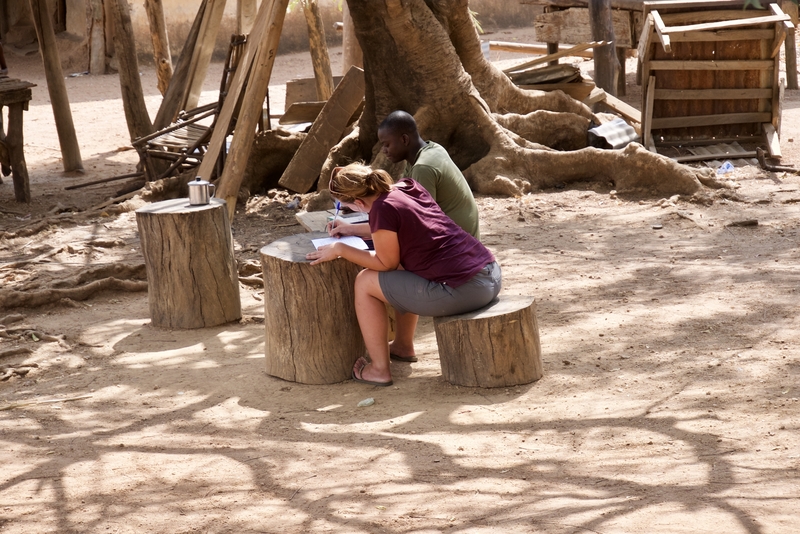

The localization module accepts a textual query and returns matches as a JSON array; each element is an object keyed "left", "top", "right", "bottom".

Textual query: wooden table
[
  {"left": 0, "top": 77, "right": 35, "bottom": 203},
  {"left": 260, "top": 232, "right": 365, "bottom": 384}
]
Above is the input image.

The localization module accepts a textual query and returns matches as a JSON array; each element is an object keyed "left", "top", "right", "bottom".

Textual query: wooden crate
[{"left": 639, "top": 0, "right": 791, "bottom": 159}]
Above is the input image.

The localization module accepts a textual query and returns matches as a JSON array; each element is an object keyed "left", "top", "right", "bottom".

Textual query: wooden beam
[
  {"left": 672, "top": 151, "right": 758, "bottom": 163},
  {"left": 109, "top": 0, "right": 154, "bottom": 142},
  {"left": 669, "top": 28, "right": 774, "bottom": 43},
  {"left": 181, "top": 0, "right": 227, "bottom": 112},
  {"left": 654, "top": 88, "right": 773, "bottom": 100},
  {"left": 153, "top": 0, "right": 208, "bottom": 130},
  {"left": 194, "top": 0, "right": 272, "bottom": 184},
  {"left": 89, "top": 0, "right": 105, "bottom": 74},
  {"left": 215, "top": 0, "right": 291, "bottom": 221},
  {"left": 303, "top": 0, "right": 334, "bottom": 101},
  {"left": 651, "top": 9, "right": 671, "bottom": 53},
  {"left": 144, "top": 0, "right": 173, "bottom": 96},
  {"left": 651, "top": 112, "right": 772, "bottom": 130},
  {"left": 503, "top": 41, "right": 607, "bottom": 74},
  {"left": 642, "top": 75, "right": 655, "bottom": 150},
  {"left": 278, "top": 66, "right": 365, "bottom": 194},
  {"left": 28, "top": 0, "right": 83, "bottom": 172},
  {"left": 648, "top": 60, "right": 775, "bottom": 71},
  {"left": 599, "top": 92, "right": 641, "bottom": 128},
  {"left": 237, "top": 0, "right": 257, "bottom": 34},
  {"left": 489, "top": 41, "right": 595, "bottom": 58},
  {"left": 661, "top": 13, "right": 791, "bottom": 35}
]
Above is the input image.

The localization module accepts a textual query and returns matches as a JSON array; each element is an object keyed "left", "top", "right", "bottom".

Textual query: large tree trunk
[{"left": 327, "top": 0, "right": 725, "bottom": 198}]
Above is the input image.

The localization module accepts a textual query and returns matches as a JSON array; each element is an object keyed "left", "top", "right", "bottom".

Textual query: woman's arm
[{"left": 307, "top": 229, "right": 400, "bottom": 271}]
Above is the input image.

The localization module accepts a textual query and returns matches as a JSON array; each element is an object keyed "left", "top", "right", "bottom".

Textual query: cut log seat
[{"left": 434, "top": 295, "right": 543, "bottom": 388}]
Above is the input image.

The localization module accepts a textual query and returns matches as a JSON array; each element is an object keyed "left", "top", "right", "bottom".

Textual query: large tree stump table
[
  {"left": 260, "top": 232, "right": 365, "bottom": 384},
  {"left": 0, "top": 77, "right": 36, "bottom": 203},
  {"left": 434, "top": 295, "right": 543, "bottom": 388},
  {"left": 135, "top": 198, "right": 241, "bottom": 329}
]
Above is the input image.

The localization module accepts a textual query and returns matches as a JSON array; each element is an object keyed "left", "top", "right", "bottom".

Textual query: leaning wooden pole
[
  {"left": 153, "top": 0, "right": 208, "bottom": 130},
  {"left": 589, "top": 0, "right": 618, "bottom": 96},
  {"left": 341, "top": 2, "right": 363, "bottom": 75},
  {"left": 216, "top": 0, "right": 290, "bottom": 221},
  {"left": 28, "top": 0, "right": 84, "bottom": 172},
  {"left": 144, "top": 0, "right": 173, "bottom": 96},
  {"left": 237, "top": 0, "right": 257, "bottom": 35},
  {"left": 109, "top": 0, "right": 154, "bottom": 142},
  {"left": 303, "top": 0, "right": 334, "bottom": 100}
]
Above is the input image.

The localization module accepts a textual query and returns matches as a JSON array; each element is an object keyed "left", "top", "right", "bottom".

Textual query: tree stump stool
[
  {"left": 135, "top": 198, "right": 241, "bottom": 329},
  {"left": 260, "top": 232, "right": 365, "bottom": 384},
  {"left": 434, "top": 295, "right": 543, "bottom": 388}
]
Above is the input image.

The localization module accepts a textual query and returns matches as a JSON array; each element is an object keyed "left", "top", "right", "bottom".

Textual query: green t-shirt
[{"left": 404, "top": 141, "right": 480, "bottom": 239}]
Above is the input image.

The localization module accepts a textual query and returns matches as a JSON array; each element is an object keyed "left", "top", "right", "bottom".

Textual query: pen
[{"left": 333, "top": 201, "right": 340, "bottom": 222}]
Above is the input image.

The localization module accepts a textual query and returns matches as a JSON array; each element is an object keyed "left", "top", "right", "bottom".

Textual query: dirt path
[{"left": 1, "top": 29, "right": 800, "bottom": 533}]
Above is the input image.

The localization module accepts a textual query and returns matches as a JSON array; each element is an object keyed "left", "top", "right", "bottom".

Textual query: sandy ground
[{"left": 1, "top": 26, "right": 800, "bottom": 534}]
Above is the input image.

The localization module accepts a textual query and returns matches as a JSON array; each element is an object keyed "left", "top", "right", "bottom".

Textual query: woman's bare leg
[
  {"left": 353, "top": 269, "right": 392, "bottom": 383},
  {"left": 388, "top": 311, "right": 418, "bottom": 358}
]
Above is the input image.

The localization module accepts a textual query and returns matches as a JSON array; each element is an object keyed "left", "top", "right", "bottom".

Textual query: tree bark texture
[
  {"left": 109, "top": 0, "right": 154, "bottom": 142},
  {"left": 303, "top": 0, "right": 335, "bottom": 101},
  {"left": 28, "top": 0, "right": 84, "bottom": 172},
  {"left": 135, "top": 198, "right": 241, "bottom": 329},
  {"left": 434, "top": 296, "right": 543, "bottom": 388},
  {"left": 260, "top": 232, "right": 365, "bottom": 384},
  {"left": 332, "top": 0, "right": 722, "bottom": 199},
  {"left": 89, "top": 0, "right": 106, "bottom": 74},
  {"left": 341, "top": 3, "right": 363, "bottom": 76},
  {"left": 144, "top": 0, "right": 173, "bottom": 96}
]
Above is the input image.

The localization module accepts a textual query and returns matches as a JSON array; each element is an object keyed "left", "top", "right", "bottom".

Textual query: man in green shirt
[{"left": 377, "top": 110, "right": 480, "bottom": 239}]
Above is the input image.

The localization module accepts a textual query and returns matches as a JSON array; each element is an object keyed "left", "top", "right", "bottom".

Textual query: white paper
[{"left": 311, "top": 235, "right": 369, "bottom": 250}]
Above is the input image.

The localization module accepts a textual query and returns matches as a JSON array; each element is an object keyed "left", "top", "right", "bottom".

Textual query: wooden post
[
  {"left": 27, "top": 0, "right": 84, "bottom": 172},
  {"left": 303, "top": 0, "right": 334, "bottom": 101},
  {"left": 341, "top": 2, "right": 363, "bottom": 75},
  {"left": 260, "top": 232, "right": 364, "bottom": 384},
  {"left": 783, "top": 1, "right": 798, "bottom": 90},
  {"left": 589, "top": 0, "right": 618, "bottom": 96},
  {"left": 153, "top": 0, "right": 208, "bottom": 130},
  {"left": 181, "top": 0, "right": 227, "bottom": 112},
  {"left": 109, "top": 0, "right": 154, "bottom": 142},
  {"left": 89, "top": 0, "right": 106, "bottom": 74},
  {"left": 237, "top": 0, "right": 257, "bottom": 35},
  {"left": 434, "top": 296, "right": 544, "bottom": 388},
  {"left": 135, "top": 198, "right": 241, "bottom": 329},
  {"left": 215, "top": 0, "right": 290, "bottom": 221},
  {"left": 144, "top": 0, "right": 173, "bottom": 96},
  {"left": 7, "top": 104, "right": 31, "bottom": 203}
]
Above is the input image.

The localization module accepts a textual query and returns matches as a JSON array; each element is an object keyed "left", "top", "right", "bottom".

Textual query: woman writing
[{"left": 306, "top": 163, "right": 501, "bottom": 386}]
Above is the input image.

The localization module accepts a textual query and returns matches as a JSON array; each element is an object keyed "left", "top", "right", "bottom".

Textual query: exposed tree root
[
  {"left": 0, "top": 346, "right": 32, "bottom": 359},
  {"left": 0, "top": 278, "right": 148, "bottom": 309}
]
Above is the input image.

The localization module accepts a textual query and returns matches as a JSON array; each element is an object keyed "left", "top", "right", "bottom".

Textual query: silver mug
[{"left": 188, "top": 177, "right": 215, "bottom": 205}]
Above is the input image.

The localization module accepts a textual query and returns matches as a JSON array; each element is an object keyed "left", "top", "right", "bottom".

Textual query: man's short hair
[{"left": 378, "top": 110, "right": 418, "bottom": 137}]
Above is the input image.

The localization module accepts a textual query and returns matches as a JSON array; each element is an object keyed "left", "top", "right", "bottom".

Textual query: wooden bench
[{"left": 434, "top": 295, "right": 544, "bottom": 388}]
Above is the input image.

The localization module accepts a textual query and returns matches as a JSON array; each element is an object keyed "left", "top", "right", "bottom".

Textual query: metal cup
[{"left": 188, "top": 177, "right": 215, "bottom": 205}]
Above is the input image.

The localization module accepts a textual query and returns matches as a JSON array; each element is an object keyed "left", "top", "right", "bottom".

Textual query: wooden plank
[
  {"left": 762, "top": 123, "right": 781, "bottom": 159},
  {"left": 583, "top": 86, "right": 606, "bottom": 105},
  {"left": 489, "top": 41, "right": 595, "bottom": 58},
  {"left": 669, "top": 28, "right": 774, "bottom": 43},
  {"left": 278, "top": 66, "right": 365, "bottom": 193},
  {"left": 534, "top": 8, "right": 633, "bottom": 48},
  {"left": 661, "top": 14, "right": 791, "bottom": 35},
  {"left": 648, "top": 60, "right": 775, "bottom": 70},
  {"left": 303, "top": 0, "right": 334, "bottom": 101},
  {"left": 285, "top": 76, "right": 343, "bottom": 108},
  {"left": 278, "top": 101, "right": 326, "bottom": 125},
  {"left": 599, "top": 92, "right": 641, "bottom": 126},
  {"left": 216, "top": 0, "right": 290, "bottom": 221},
  {"left": 503, "top": 41, "right": 604, "bottom": 74},
  {"left": 509, "top": 64, "right": 581, "bottom": 84},
  {"left": 652, "top": 111, "right": 771, "bottom": 129},
  {"left": 654, "top": 88, "right": 773, "bottom": 100},
  {"left": 181, "top": 0, "right": 227, "bottom": 112},
  {"left": 656, "top": 135, "right": 762, "bottom": 147},
  {"left": 194, "top": 0, "right": 273, "bottom": 183},
  {"left": 522, "top": 0, "right": 645, "bottom": 9},
  {"left": 673, "top": 150, "right": 757, "bottom": 163},
  {"left": 659, "top": 9, "right": 767, "bottom": 26},
  {"left": 651, "top": 9, "right": 671, "bottom": 53},
  {"left": 237, "top": 0, "right": 257, "bottom": 34}
]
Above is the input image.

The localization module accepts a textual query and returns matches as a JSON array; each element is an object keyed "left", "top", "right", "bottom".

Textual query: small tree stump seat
[
  {"left": 135, "top": 198, "right": 241, "bottom": 329},
  {"left": 260, "top": 232, "right": 365, "bottom": 384},
  {"left": 434, "top": 295, "right": 543, "bottom": 388}
]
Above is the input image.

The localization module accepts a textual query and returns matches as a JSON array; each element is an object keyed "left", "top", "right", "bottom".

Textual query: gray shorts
[{"left": 378, "top": 261, "right": 501, "bottom": 317}]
